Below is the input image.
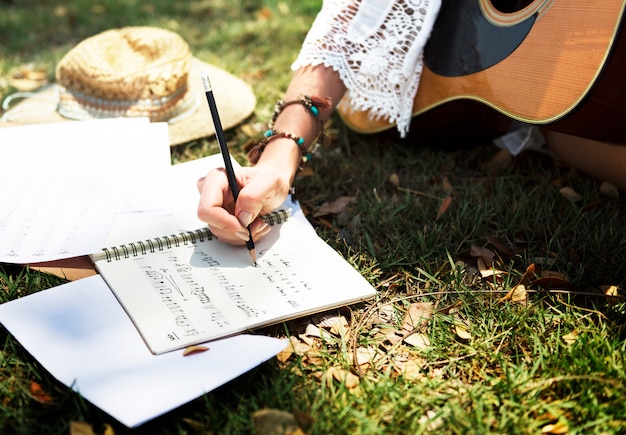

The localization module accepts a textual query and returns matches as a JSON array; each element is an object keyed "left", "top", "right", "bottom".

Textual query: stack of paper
[
  {"left": 0, "top": 118, "right": 172, "bottom": 263},
  {"left": 0, "top": 119, "right": 290, "bottom": 426}
]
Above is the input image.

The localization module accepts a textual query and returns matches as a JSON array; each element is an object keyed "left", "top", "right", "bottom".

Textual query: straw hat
[{"left": 0, "top": 27, "right": 256, "bottom": 146}]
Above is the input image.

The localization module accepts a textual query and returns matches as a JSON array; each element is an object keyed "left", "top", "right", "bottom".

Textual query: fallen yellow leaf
[
  {"left": 499, "top": 284, "right": 528, "bottom": 305},
  {"left": 403, "top": 333, "right": 431, "bottom": 350},
  {"left": 69, "top": 421, "right": 114, "bottom": 435},
  {"left": 542, "top": 421, "right": 569, "bottom": 434},
  {"left": 399, "top": 359, "right": 424, "bottom": 381},
  {"left": 455, "top": 325, "right": 472, "bottom": 341},
  {"left": 402, "top": 302, "right": 434, "bottom": 330},
  {"left": 559, "top": 186, "right": 582, "bottom": 202},
  {"left": 562, "top": 330, "right": 578, "bottom": 346},
  {"left": 251, "top": 408, "right": 305, "bottom": 435},
  {"left": 352, "top": 346, "right": 380, "bottom": 366},
  {"left": 276, "top": 336, "right": 299, "bottom": 363},
  {"left": 182, "top": 345, "right": 209, "bottom": 356},
  {"left": 326, "top": 367, "right": 360, "bottom": 389}
]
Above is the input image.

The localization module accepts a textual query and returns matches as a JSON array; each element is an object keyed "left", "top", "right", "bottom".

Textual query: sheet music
[{"left": 0, "top": 118, "right": 171, "bottom": 263}]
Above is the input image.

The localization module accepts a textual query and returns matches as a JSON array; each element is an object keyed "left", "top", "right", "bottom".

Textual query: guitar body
[{"left": 338, "top": 0, "right": 626, "bottom": 142}]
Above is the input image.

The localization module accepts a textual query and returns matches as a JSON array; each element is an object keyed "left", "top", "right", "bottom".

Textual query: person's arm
[{"left": 197, "top": 64, "right": 346, "bottom": 245}]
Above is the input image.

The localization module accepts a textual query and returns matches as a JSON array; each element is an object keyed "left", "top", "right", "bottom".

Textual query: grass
[{"left": 2, "top": 0, "right": 626, "bottom": 433}]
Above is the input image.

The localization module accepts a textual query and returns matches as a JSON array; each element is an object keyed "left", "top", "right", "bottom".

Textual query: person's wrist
[{"left": 256, "top": 136, "right": 302, "bottom": 181}]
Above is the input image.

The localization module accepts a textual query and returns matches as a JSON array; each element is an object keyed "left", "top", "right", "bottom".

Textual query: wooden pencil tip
[{"left": 249, "top": 248, "right": 257, "bottom": 267}]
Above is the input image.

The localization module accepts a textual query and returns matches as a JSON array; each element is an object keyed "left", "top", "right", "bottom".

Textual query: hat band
[{"left": 57, "top": 84, "right": 198, "bottom": 123}]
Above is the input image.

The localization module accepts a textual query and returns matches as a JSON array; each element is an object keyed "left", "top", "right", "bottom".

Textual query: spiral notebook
[{"left": 91, "top": 186, "right": 377, "bottom": 354}]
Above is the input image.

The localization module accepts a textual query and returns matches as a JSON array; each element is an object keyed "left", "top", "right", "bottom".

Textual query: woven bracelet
[
  {"left": 247, "top": 94, "right": 331, "bottom": 170},
  {"left": 247, "top": 129, "right": 312, "bottom": 171}
]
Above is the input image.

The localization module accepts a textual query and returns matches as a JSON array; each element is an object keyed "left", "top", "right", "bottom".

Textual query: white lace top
[{"left": 292, "top": 0, "right": 441, "bottom": 137}]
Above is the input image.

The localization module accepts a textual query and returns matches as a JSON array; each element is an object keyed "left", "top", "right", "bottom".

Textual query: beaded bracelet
[
  {"left": 247, "top": 94, "right": 332, "bottom": 171},
  {"left": 247, "top": 129, "right": 309, "bottom": 171}
]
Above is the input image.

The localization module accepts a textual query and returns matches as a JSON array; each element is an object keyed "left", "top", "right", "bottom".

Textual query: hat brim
[{"left": 0, "top": 58, "right": 256, "bottom": 147}]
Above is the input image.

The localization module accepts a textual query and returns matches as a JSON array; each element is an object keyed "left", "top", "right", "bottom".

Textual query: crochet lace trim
[{"left": 292, "top": 0, "right": 441, "bottom": 137}]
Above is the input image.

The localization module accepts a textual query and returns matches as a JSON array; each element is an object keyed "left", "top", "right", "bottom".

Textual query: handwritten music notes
[{"left": 93, "top": 215, "right": 376, "bottom": 354}]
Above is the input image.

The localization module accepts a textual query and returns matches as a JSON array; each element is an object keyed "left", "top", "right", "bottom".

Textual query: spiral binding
[
  {"left": 101, "top": 228, "right": 213, "bottom": 262},
  {"left": 95, "top": 208, "right": 292, "bottom": 263},
  {"left": 261, "top": 208, "right": 290, "bottom": 226}
]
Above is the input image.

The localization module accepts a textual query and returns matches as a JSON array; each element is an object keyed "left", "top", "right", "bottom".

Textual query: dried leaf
[
  {"left": 370, "top": 303, "right": 395, "bottom": 325},
  {"left": 599, "top": 181, "right": 619, "bottom": 199},
  {"left": 455, "top": 325, "right": 472, "bottom": 341},
  {"left": 477, "top": 257, "right": 506, "bottom": 281},
  {"left": 398, "top": 359, "right": 424, "bottom": 380},
  {"left": 436, "top": 195, "right": 452, "bottom": 220},
  {"left": 30, "top": 380, "right": 54, "bottom": 404},
  {"left": 600, "top": 284, "right": 621, "bottom": 297},
  {"left": 251, "top": 408, "right": 305, "bottom": 435},
  {"left": 314, "top": 196, "right": 356, "bottom": 217},
  {"left": 518, "top": 263, "right": 536, "bottom": 287},
  {"left": 386, "top": 330, "right": 404, "bottom": 346},
  {"left": 276, "top": 336, "right": 299, "bottom": 362},
  {"left": 532, "top": 270, "right": 571, "bottom": 288},
  {"left": 291, "top": 409, "right": 315, "bottom": 431},
  {"left": 402, "top": 302, "right": 434, "bottom": 330},
  {"left": 318, "top": 315, "right": 349, "bottom": 336},
  {"left": 541, "top": 421, "right": 569, "bottom": 434},
  {"left": 257, "top": 7, "right": 273, "bottom": 21},
  {"left": 486, "top": 236, "right": 515, "bottom": 259},
  {"left": 499, "top": 284, "right": 528, "bottom": 305},
  {"left": 418, "top": 410, "right": 444, "bottom": 431},
  {"left": 559, "top": 186, "right": 582, "bottom": 202},
  {"left": 562, "top": 330, "right": 578, "bottom": 346},
  {"left": 304, "top": 323, "right": 322, "bottom": 338},
  {"left": 326, "top": 367, "right": 360, "bottom": 389},
  {"left": 298, "top": 333, "right": 316, "bottom": 347},
  {"left": 70, "top": 421, "right": 114, "bottom": 435},
  {"left": 403, "top": 333, "right": 431, "bottom": 350},
  {"left": 182, "top": 345, "right": 209, "bottom": 356},
  {"left": 387, "top": 173, "right": 400, "bottom": 189},
  {"left": 352, "top": 346, "right": 380, "bottom": 366},
  {"left": 304, "top": 351, "right": 324, "bottom": 366},
  {"left": 470, "top": 244, "right": 496, "bottom": 265}
]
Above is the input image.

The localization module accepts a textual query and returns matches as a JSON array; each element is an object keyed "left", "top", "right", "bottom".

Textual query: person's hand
[{"left": 197, "top": 162, "right": 292, "bottom": 245}]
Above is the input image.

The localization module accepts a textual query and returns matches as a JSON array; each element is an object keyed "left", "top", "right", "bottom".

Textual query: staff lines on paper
[
  {"left": 136, "top": 257, "right": 200, "bottom": 339},
  {"left": 164, "top": 253, "right": 229, "bottom": 328},
  {"left": 193, "top": 251, "right": 261, "bottom": 320},
  {"left": 0, "top": 171, "right": 100, "bottom": 258}
]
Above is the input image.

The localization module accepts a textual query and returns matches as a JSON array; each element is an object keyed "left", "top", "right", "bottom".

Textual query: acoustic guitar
[{"left": 338, "top": 0, "right": 626, "bottom": 142}]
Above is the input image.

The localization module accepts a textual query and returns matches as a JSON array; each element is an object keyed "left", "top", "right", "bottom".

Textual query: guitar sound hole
[{"left": 490, "top": 0, "right": 534, "bottom": 13}]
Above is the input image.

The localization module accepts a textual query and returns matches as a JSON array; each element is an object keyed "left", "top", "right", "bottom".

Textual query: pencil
[{"left": 201, "top": 72, "right": 257, "bottom": 266}]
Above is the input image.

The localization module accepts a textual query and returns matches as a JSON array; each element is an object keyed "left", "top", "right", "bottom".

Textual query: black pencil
[{"left": 201, "top": 72, "right": 257, "bottom": 266}]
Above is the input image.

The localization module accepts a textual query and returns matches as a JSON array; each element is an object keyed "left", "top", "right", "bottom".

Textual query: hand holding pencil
[
  {"left": 198, "top": 72, "right": 294, "bottom": 262},
  {"left": 200, "top": 72, "right": 258, "bottom": 265}
]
